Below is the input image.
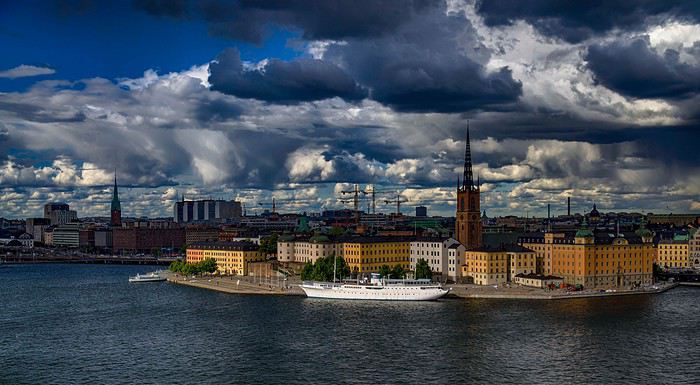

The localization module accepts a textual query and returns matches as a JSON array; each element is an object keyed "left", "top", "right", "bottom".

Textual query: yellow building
[
  {"left": 186, "top": 241, "right": 264, "bottom": 276},
  {"left": 461, "top": 245, "right": 536, "bottom": 285},
  {"left": 519, "top": 221, "right": 654, "bottom": 288},
  {"left": 343, "top": 237, "right": 410, "bottom": 274},
  {"left": 657, "top": 240, "right": 689, "bottom": 268}
]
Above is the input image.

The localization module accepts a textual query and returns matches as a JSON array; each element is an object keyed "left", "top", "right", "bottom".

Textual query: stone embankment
[
  {"left": 165, "top": 271, "right": 305, "bottom": 296},
  {"left": 164, "top": 270, "right": 680, "bottom": 300},
  {"left": 445, "top": 282, "right": 679, "bottom": 300}
]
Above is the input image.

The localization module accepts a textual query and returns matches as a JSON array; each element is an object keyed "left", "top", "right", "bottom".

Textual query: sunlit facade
[{"left": 186, "top": 241, "right": 264, "bottom": 276}]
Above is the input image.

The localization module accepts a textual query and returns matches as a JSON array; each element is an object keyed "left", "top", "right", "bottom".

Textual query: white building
[
  {"left": 447, "top": 242, "right": 466, "bottom": 282},
  {"left": 277, "top": 235, "right": 344, "bottom": 264},
  {"left": 410, "top": 238, "right": 461, "bottom": 281},
  {"left": 690, "top": 230, "right": 700, "bottom": 269},
  {"left": 52, "top": 223, "right": 80, "bottom": 248}
]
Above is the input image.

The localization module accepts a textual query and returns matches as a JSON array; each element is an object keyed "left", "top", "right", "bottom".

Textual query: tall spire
[
  {"left": 462, "top": 121, "right": 474, "bottom": 190},
  {"left": 111, "top": 170, "right": 121, "bottom": 211}
]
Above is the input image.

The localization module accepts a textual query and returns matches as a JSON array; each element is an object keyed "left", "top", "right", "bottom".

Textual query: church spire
[
  {"left": 462, "top": 121, "right": 474, "bottom": 190},
  {"left": 111, "top": 170, "right": 121, "bottom": 212}
]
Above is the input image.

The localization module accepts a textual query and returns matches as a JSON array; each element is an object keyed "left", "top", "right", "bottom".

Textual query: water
[{"left": 1, "top": 264, "right": 699, "bottom": 385}]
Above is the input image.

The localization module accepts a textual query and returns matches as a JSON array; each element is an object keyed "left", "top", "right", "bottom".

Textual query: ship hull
[{"left": 300, "top": 283, "right": 449, "bottom": 301}]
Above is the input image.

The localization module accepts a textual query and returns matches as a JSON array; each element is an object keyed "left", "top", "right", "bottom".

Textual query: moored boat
[
  {"left": 300, "top": 273, "right": 450, "bottom": 301},
  {"left": 129, "top": 271, "right": 166, "bottom": 283}
]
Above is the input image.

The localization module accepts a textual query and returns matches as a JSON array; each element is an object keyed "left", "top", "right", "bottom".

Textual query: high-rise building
[
  {"left": 173, "top": 198, "right": 242, "bottom": 224},
  {"left": 111, "top": 172, "right": 122, "bottom": 227},
  {"left": 415, "top": 206, "right": 427, "bottom": 217},
  {"left": 43, "top": 202, "right": 77, "bottom": 225},
  {"left": 455, "top": 123, "right": 482, "bottom": 248}
]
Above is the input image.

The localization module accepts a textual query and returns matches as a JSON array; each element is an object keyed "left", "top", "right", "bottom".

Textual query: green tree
[
  {"left": 329, "top": 227, "right": 344, "bottom": 236},
  {"left": 199, "top": 258, "right": 218, "bottom": 274},
  {"left": 301, "top": 255, "right": 350, "bottom": 282},
  {"left": 259, "top": 234, "right": 278, "bottom": 255},
  {"left": 379, "top": 265, "right": 391, "bottom": 278},
  {"left": 391, "top": 264, "right": 405, "bottom": 279},
  {"left": 415, "top": 258, "right": 432, "bottom": 280},
  {"left": 301, "top": 262, "right": 314, "bottom": 281}
]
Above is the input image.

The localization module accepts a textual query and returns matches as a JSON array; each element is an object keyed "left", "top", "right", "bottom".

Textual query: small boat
[
  {"left": 129, "top": 271, "right": 166, "bottom": 283},
  {"left": 300, "top": 273, "right": 450, "bottom": 301}
]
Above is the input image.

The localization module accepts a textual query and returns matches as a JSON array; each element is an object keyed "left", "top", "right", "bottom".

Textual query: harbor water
[{"left": 1, "top": 264, "right": 699, "bottom": 384}]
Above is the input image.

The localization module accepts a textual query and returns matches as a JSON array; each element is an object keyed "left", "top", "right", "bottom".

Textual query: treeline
[
  {"left": 301, "top": 255, "right": 350, "bottom": 282},
  {"left": 169, "top": 258, "right": 217, "bottom": 276}
]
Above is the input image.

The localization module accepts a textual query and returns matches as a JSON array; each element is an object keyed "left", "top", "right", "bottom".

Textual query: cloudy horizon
[{"left": 1, "top": 0, "right": 699, "bottom": 219}]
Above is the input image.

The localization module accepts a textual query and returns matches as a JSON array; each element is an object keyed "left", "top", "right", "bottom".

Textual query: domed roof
[{"left": 589, "top": 203, "right": 600, "bottom": 217}]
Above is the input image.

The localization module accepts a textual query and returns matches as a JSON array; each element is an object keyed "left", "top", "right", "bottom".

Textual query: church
[{"left": 455, "top": 124, "right": 482, "bottom": 249}]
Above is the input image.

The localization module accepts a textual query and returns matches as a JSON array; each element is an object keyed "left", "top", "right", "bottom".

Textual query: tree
[
  {"left": 391, "top": 264, "right": 405, "bottom": 279},
  {"left": 199, "top": 258, "right": 218, "bottom": 274},
  {"left": 415, "top": 258, "right": 432, "bottom": 280},
  {"left": 329, "top": 227, "right": 344, "bottom": 236},
  {"left": 379, "top": 265, "right": 391, "bottom": 278},
  {"left": 259, "top": 234, "right": 278, "bottom": 255},
  {"left": 300, "top": 255, "right": 350, "bottom": 282},
  {"left": 300, "top": 262, "right": 314, "bottom": 281}
]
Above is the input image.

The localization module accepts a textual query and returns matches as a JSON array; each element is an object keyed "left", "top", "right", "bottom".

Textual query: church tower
[
  {"left": 455, "top": 123, "right": 482, "bottom": 248},
  {"left": 110, "top": 171, "right": 122, "bottom": 227}
]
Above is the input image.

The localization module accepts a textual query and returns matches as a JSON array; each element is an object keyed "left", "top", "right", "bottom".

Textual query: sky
[{"left": 1, "top": 0, "right": 699, "bottom": 219}]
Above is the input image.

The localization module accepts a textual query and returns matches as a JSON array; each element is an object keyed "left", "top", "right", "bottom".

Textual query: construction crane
[
  {"left": 384, "top": 193, "right": 409, "bottom": 215},
  {"left": 340, "top": 184, "right": 369, "bottom": 223},
  {"left": 257, "top": 197, "right": 298, "bottom": 214}
]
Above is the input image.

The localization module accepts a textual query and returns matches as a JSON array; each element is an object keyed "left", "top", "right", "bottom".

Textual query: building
[
  {"left": 455, "top": 124, "right": 482, "bottom": 248},
  {"left": 657, "top": 239, "right": 689, "bottom": 269},
  {"left": 409, "top": 237, "right": 460, "bottom": 279},
  {"left": 173, "top": 198, "right": 242, "bottom": 224},
  {"left": 185, "top": 226, "right": 220, "bottom": 245},
  {"left": 186, "top": 241, "right": 264, "bottom": 275},
  {"left": 79, "top": 229, "right": 95, "bottom": 249},
  {"left": 343, "top": 237, "right": 411, "bottom": 274},
  {"left": 44, "top": 203, "right": 77, "bottom": 225},
  {"left": 446, "top": 243, "right": 466, "bottom": 282},
  {"left": 26, "top": 218, "right": 50, "bottom": 243},
  {"left": 462, "top": 244, "right": 536, "bottom": 286},
  {"left": 43, "top": 227, "right": 54, "bottom": 246},
  {"left": 513, "top": 273, "right": 563, "bottom": 289},
  {"left": 276, "top": 234, "right": 344, "bottom": 264},
  {"left": 647, "top": 214, "right": 700, "bottom": 227},
  {"left": 111, "top": 172, "right": 122, "bottom": 227},
  {"left": 415, "top": 206, "right": 427, "bottom": 217},
  {"left": 690, "top": 229, "right": 700, "bottom": 269},
  {"left": 52, "top": 223, "right": 81, "bottom": 247},
  {"left": 519, "top": 219, "right": 654, "bottom": 288},
  {"left": 94, "top": 229, "right": 113, "bottom": 249},
  {"left": 113, "top": 227, "right": 185, "bottom": 253}
]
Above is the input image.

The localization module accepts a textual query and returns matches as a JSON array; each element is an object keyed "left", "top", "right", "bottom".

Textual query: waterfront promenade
[{"left": 165, "top": 271, "right": 680, "bottom": 300}]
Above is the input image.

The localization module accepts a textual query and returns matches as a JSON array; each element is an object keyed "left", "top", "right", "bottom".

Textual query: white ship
[
  {"left": 300, "top": 273, "right": 450, "bottom": 301},
  {"left": 129, "top": 271, "right": 166, "bottom": 283}
]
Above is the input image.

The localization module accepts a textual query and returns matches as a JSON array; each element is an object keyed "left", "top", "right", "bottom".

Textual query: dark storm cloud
[
  {"left": 475, "top": 0, "right": 700, "bottom": 43},
  {"left": 586, "top": 37, "right": 700, "bottom": 100},
  {"left": 324, "top": 7, "right": 522, "bottom": 112},
  {"left": 135, "top": 0, "right": 435, "bottom": 44},
  {"left": 209, "top": 48, "right": 367, "bottom": 103}
]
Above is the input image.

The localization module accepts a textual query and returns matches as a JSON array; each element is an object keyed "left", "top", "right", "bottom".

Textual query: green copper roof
[
  {"left": 575, "top": 218, "right": 593, "bottom": 238},
  {"left": 635, "top": 217, "right": 652, "bottom": 238}
]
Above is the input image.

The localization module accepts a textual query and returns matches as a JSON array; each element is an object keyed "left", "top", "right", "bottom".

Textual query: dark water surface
[{"left": 1, "top": 264, "right": 699, "bottom": 384}]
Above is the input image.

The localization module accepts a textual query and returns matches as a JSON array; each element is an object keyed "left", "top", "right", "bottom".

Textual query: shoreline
[{"left": 164, "top": 271, "right": 682, "bottom": 300}]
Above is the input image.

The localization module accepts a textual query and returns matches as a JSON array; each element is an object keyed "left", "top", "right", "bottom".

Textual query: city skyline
[{"left": 2, "top": 1, "right": 700, "bottom": 219}]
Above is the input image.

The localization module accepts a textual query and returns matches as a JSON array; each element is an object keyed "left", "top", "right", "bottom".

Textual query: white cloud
[{"left": 0, "top": 64, "right": 55, "bottom": 79}]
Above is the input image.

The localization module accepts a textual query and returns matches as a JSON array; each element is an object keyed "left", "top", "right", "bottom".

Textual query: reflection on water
[{"left": 1, "top": 264, "right": 698, "bottom": 385}]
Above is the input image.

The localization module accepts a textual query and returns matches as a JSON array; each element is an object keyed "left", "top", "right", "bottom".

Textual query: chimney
[{"left": 567, "top": 197, "right": 571, "bottom": 216}]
